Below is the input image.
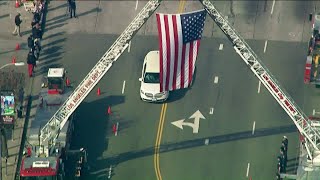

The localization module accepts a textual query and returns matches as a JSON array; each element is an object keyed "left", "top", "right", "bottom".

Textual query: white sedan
[{"left": 139, "top": 51, "right": 169, "bottom": 102}]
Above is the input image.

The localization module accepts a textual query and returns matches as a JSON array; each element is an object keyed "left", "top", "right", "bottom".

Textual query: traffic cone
[
  {"left": 107, "top": 106, "right": 111, "bottom": 115},
  {"left": 15, "top": 0, "right": 20, "bottom": 8},
  {"left": 15, "top": 43, "right": 20, "bottom": 50},
  {"left": 12, "top": 56, "right": 16, "bottom": 64},
  {"left": 112, "top": 124, "right": 117, "bottom": 135},
  {"left": 66, "top": 77, "right": 70, "bottom": 87},
  {"left": 97, "top": 87, "right": 101, "bottom": 96}
]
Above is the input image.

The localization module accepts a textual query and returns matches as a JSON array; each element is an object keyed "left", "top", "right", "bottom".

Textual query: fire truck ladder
[
  {"left": 39, "top": 0, "right": 162, "bottom": 156},
  {"left": 199, "top": 0, "right": 320, "bottom": 160}
]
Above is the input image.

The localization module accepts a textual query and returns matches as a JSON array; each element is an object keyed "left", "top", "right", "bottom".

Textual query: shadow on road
[
  {"left": 89, "top": 124, "right": 297, "bottom": 178},
  {"left": 68, "top": 95, "right": 125, "bottom": 179}
]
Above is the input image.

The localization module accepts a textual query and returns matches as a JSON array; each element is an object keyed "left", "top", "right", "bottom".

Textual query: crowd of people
[
  {"left": 276, "top": 136, "right": 288, "bottom": 180},
  {"left": 13, "top": 0, "right": 45, "bottom": 77}
]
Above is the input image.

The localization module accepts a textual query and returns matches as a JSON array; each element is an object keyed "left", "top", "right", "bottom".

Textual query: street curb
[{"left": 13, "top": 77, "right": 33, "bottom": 180}]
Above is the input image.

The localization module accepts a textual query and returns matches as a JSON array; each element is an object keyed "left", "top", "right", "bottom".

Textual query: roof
[
  {"left": 144, "top": 51, "right": 160, "bottom": 73},
  {"left": 20, "top": 157, "right": 58, "bottom": 177},
  {"left": 48, "top": 68, "right": 64, "bottom": 78}
]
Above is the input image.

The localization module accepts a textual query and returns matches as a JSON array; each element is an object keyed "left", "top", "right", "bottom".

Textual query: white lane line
[
  {"left": 128, "top": 41, "right": 131, "bottom": 52},
  {"left": 214, "top": 76, "right": 219, "bottom": 84},
  {"left": 258, "top": 81, "right": 261, "bottom": 93},
  {"left": 270, "top": 0, "right": 275, "bottom": 15},
  {"left": 135, "top": 0, "right": 139, "bottom": 10},
  {"left": 246, "top": 163, "right": 250, "bottom": 177},
  {"left": 219, "top": 44, "right": 224, "bottom": 50},
  {"left": 252, "top": 121, "right": 256, "bottom": 135},
  {"left": 115, "top": 122, "right": 119, "bottom": 136},
  {"left": 209, "top": 108, "right": 214, "bottom": 114},
  {"left": 264, "top": 40, "right": 268, "bottom": 53},
  {"left": 122, "top": 80, "right": 126, "bottom": 94},
  {"left": 204, "top": 139, "right": 209, "bottom": 145}
]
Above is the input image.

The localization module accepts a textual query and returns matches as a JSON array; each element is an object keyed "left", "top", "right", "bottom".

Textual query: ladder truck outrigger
[{"left": 17, "top": 0, "right": 320, "bottom": 179}]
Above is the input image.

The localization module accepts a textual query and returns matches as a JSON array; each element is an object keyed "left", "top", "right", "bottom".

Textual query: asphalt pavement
[{"left": 1, "top": 0, "right": 319, "bottom": 179}]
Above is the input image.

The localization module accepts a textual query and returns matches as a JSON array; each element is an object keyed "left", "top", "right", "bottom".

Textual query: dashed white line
[
  {"left": 270, "top": 0, "right": 275, "bottom": 15},
  {"left": 214, "top": 76, "right": 219, "bottom": 84},
  {"left": 219, "top": 44, "right": 224, "bottom": 50},
  {"left": 258, "top": 81, "right": 261, "bottom": 93},
  {"left": 209, "top": 107, "right": 214, "bottom": 114},
  {"left": 122, "top": 80, "right": 126, "bottom": 94},
  {"left": 135, "top": 0, "right": 139, "bottom": 10},
  {"left": 313, "top": 109, "right": 316, "bottom": 116},
  {"left": 128, "top": 41, "right": 131, "bottom": 52},
  {"left": 246, "top": 163, "right": 250, "bottom": 177},
  {"left": 264, "top": 40, "right": 268, "bottom": 53},
  {"left": 252, "top": 121, "right": 256, "bottom": 135}
]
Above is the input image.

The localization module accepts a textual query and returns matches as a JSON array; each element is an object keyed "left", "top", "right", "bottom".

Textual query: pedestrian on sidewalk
[
  {"left": 12, "top": 13, "right": 22, "bottom": 37},
  {"left": 70, "top": 0, "right": 76, "bottom": 18},
  {"left": 27, "top": 50, "right": 37, "bottom": 77}
]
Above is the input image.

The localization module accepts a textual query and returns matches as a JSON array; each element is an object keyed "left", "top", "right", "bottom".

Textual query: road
[{"left": 33, "top": 0, "right": 320, "bottom": 180}]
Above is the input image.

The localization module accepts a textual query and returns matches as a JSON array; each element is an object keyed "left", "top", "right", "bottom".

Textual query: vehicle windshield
[
  {"left": 144, "top": 73, "right": 160, "bottom": 83},
  {"left": 21, "top": 176, "right": 56, "bottom": 180},
  {"left": 48, "top": 77, "right": 62, "bottom": 90}
]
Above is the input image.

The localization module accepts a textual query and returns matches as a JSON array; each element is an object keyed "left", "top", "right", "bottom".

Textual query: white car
[{"left": 139, "top": 51, "right": 169, "bottom": 102}]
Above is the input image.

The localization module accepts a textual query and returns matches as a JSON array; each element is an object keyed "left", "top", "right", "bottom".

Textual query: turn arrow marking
[{"left": 171, "top": 110, "right": 206, "bottom": 133}]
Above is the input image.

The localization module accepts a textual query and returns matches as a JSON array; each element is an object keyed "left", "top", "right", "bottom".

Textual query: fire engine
[
  {"left": 19, "top": 68, "right": 87, "bottom": 179},
  {"left": 305, "top": 13, "right": 320, "bottom": 86},
  {"left": 16, "top": 0, "right": 320, "bottom": 179}
]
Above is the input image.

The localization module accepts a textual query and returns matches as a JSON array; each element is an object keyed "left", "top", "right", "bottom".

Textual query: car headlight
[{"left": 158, "top": 92, "right": 165, "bottom": 95}]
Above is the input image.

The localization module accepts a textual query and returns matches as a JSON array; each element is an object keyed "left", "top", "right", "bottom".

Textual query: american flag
[{"left": 156, "top": 9, "right": 206, "bottom": 92}]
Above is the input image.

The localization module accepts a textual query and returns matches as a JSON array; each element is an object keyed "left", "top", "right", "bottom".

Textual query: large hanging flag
[{"left": 156, "top": 9, "right": 207, "bottom": 92}]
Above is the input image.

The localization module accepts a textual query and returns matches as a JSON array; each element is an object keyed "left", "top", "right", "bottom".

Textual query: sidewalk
[{"left": 0, "top": 1, "right": 43, "bottom": 179}]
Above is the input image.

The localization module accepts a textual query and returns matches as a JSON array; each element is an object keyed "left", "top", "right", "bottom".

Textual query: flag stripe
[
  {"left": 172, "top": 15, "right": 179, "bottom": 91},
  {"left": 188, "top": 42, "right": 194, "bottom": 86},
  {"left": 180, "top": 44, "right": 186, "bottom": 88},
  {"left": 168, "top": 15, "right": 175, "bottom": 91},
  {"left": 184, "top": 43, "right": 190, "bottom": 88},
  {"left": 160, "top": 14, "right": 168, "bottom": 92},
  {"left": 164, "top": 15, "right": 171, "bottom": 91},
  {"left": 156, "top": 14, "right": 164, "bottom": 92},
  {"left": 176, "top": 15, "right": 183, "bottom": 90}
]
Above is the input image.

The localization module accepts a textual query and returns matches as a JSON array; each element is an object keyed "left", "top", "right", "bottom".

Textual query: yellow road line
[{"left": 154, "top": 1, "right": 186, "bottom": 179}]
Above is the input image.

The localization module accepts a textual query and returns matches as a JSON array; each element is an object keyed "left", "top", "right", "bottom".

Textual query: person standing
[
  {"left": 27, "top": 50, "right": 37, "bottom": 77},
  {"left": 12, "top": 13, "right": 22, "bottom": 37},
  {"left": 70, "top": 0, "right": 76, "bottom": 18}
]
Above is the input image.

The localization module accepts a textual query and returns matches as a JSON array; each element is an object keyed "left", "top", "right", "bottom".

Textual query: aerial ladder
[{"left": 32, "top": 0, "right": 319, "bottom": 179}]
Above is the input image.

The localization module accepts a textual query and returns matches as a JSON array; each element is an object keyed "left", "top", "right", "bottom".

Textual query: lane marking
[
  {"left": 209, "top": 107, "right": 214, "bottom": 114},
  {"left": 246, "top": 163, "right": 250, "bottom": 177},
  {"left": 263, "top": 40, "right": 268, "bottom": 53},
  {"left": 313, "top": 109, "right": 316, "bottom": 116},
  {"left": 115, "top": 122, "right": 119, "bottom": 136},
  {"left": 270, "top": 0, "right": 275, "bottom": 15},
  {"left": 205, "top": 139, "right": 209, "bottom": 145},
  {"left": 258, "top": 81, "right": 261, "bottom": 93},
  {"left": 135, "top": 0, "right": 138, "bottom": 10},
  {"left": 128, "top": 41, "right": 131, "bottom": 52},
  {"left": 219, "top": 44, "right": 224, "bottom": 50},
  {"left": 154, "top": 2, "right": 185, "bottom": 180},
  {"left": 214, "top": 76, "right": 219, "bottom": 84},
  {"left": 252, "top": 121, "right": 256, "bottom": 135},
  {"left": 154, "top": 103, "right": 167, "bottom": 180},
  {"left": 121, "top": 80, "right": 126, "bottom": 94}
]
